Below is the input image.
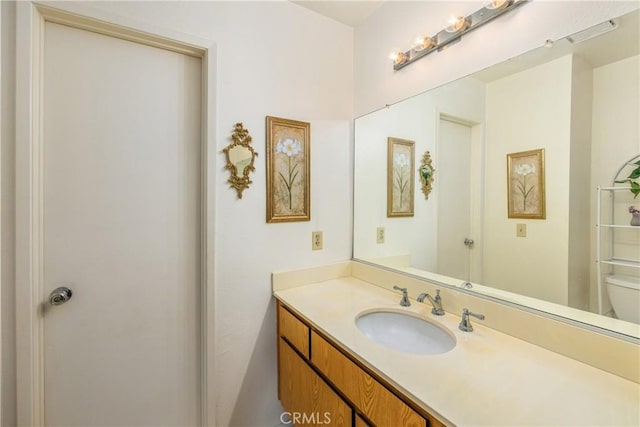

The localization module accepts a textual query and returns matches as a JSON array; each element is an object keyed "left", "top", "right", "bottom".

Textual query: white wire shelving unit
[{"left": 595, "top": 155, "right": 640, "bottom": 316}]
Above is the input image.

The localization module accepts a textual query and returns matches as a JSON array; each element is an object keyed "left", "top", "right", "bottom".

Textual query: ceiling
[{"left": 291, "top": 1, "right": 385, "bottom": 27}]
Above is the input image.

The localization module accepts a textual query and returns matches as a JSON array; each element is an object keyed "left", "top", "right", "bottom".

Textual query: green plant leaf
[
  {"left": 631, "top": 181, "right": 640, "bottom": 198},
  {"left": 628, "top": 167, "right": 640, "bottom": 179}
]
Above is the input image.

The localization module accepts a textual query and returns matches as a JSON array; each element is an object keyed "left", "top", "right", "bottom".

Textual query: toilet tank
[{"left": 605, "top": 275, "right": 640, "bottom": 324}]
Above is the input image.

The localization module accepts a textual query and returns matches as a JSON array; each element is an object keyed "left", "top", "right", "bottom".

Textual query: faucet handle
[
  {"left": 392, "top": 286, "right": 411, "bottom": 307},
  {"left": 459, "top": 308, "right": 485, "bottom": 332}
]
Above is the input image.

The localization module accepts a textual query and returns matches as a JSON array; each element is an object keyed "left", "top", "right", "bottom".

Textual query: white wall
[
  {"left": 3, "top": 2, "right": 353, "bottom": 426},
  {"left": 354, "top": 1, "right": 639, "bottom": 117},
  {"left": 589, "top": 54, "right": 640, "bottom": 312},
  {"left": 484, "top": 56, "right": 572, "bottom": 305},
  {"left": 353, "top": 77, "right": 484, "bottom": 271}
]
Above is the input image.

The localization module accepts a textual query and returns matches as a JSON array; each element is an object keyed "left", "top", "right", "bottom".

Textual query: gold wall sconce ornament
[
  {"left": 389, "top": 0, "right": 528, "bottom": 71},
  {"left": 223, "top": 122, "right": 258, "bottom": 198},
  {"left": 419, "top": 151, "right": 435, "bottom": 200}
]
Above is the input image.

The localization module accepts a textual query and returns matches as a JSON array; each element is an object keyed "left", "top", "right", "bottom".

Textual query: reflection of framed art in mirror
[
  {"left": 387, "top": 137, "right": 415, "bottom": 217},
  {"left": 507, "top": 149, "right": 545, "bottom": 219}
]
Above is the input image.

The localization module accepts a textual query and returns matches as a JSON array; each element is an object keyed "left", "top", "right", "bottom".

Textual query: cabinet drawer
[
  {"left": 311, "top": 331, "right": 426, "bottom": 427},
  {"left": 278, "top": 303, "right": 310, "bottom": 358},
  {"left": 279, "top": 338, "right": 352, "bottom": 426}
]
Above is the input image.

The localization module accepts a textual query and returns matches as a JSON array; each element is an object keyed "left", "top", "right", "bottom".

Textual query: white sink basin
[{"left": 356, "top": 311, "right": 456, "bottom": 355}]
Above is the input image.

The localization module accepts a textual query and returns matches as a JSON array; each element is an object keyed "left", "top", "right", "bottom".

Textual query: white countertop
[{"left": 274, "top": 277, "right": 640, "bottom": 427}]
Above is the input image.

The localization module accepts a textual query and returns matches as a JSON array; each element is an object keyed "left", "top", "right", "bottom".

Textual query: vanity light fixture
[{"left": 391, "top": 0, "right": 528, "bottom": 71}]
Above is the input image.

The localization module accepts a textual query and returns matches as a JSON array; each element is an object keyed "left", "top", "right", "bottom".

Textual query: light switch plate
[
  {"left": 312, "top": 231, "right": 323, "bottom": 250},
  {"left": 376, "top": 227, "right": 385, "bottom": 244},
  {"left": 517, "top": 223, "right": 527, "bottom": 237}
]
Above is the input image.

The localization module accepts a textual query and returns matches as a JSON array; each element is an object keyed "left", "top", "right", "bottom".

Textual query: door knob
[
  {"left": 49, "top": 287, "right": 73, "bottom": 306},
  {"left": 464, "top": 238, "right": 475, "bottom": 247}
]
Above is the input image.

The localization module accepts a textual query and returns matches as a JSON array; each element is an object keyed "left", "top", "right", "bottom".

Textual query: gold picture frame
[
  {"left": 387, "top": 137, "right": 415, "bottom": 217},
  {"left": 507, "top": 148, "right": 546, "bottom": 219},
  {"left": 266, "top": 116, "right": 310, "bottom": 223}
]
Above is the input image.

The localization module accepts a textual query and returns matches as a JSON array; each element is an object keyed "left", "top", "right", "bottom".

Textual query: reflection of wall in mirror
[
  {"left": 355, "top": 51, "right": 640, "bottom": 315},
  {"left": 353, "top": 77, "right": 485, "bottom": 270},
  {"left": 589, "top": 54, "right": 640, "bottom": 314},
  {"left": 483, "top": 53, "right": 639, "bottom": 311},
  {"left": 484, "top": 55, "right": 574, "bottom": 306},
  {"left": 229, "top": 146, "right": 252, "bottom": 174}
]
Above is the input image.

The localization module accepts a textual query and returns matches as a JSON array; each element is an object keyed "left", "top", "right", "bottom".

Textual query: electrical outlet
[
  {"left": 517, "top": 223, "right": 527, "bottom": 237},
  {"left": 312, "top": 231, "right": 323, "bottom": 250},
  {"left": 376, "top": 227, "right": 385, "bottom": 244}
]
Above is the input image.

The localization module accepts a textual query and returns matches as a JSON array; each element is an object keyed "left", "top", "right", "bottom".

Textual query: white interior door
[
  {"left": 42, "top": 22, "right": 201, "bottom": 426},
  {"left": 437, "top": 117, "right": 473, "bottom": 281}
]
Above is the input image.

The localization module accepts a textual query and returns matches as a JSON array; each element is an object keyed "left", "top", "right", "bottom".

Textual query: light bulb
[
  {"left": 388, "top": 51, "right": 407, "bottom": 65},
  {"left": 413, "top": 36, "right": 435, "bottom": 51},
  {"left": 486, "top": 0, "right": 510, "bottom": 10},
  {"left": 445, "top": 16, "right": 468, "bottom": 33}
]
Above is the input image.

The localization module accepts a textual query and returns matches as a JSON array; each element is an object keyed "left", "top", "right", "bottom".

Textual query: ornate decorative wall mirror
[{"left": 223, "top": 123, "right": 258, "bottom": 198}]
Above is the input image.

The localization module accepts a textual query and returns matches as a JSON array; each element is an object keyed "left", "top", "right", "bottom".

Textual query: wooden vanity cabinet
[
  {"left": 277, "top": 301, "right": 442, "bottom": 427},
  {"left": 279, "top": 338, "right": 352, "bottom": 426},
  {"left": 354, "top": 415, "right": 369, "bottom": 427},
  {"left": 278, "top": 302, "right": 310, "bottom": 358},
  {"left": 311, "top": 331, "right": 425, "bottom": 427}
]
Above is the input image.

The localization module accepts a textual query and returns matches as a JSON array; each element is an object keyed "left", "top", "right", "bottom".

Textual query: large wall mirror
[{"left": 354, "top": 9, "right": 639, "bottom": 340}]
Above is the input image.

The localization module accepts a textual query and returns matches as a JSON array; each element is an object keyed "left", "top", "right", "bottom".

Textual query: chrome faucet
[
  {"left": 459, "top": 308, "right": 485, "bottom": 332},
  {"left": 392, "top": 286, "right": 411, "bottom": 307},
  {"left": 417, "top": 289, "right": 444, "bottom": 316}
]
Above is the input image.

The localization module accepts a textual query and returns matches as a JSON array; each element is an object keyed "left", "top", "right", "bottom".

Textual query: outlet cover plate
[{"left": 312, "top": 231, "right": 323, "bottom": 250}]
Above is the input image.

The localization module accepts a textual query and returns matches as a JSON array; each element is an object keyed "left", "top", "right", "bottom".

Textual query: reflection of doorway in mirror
[{"left": 437, "top": 115, "right": 483, "bottom": 282}]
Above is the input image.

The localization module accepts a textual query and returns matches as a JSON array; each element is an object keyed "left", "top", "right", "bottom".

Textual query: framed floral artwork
[
  {"left": 507, "top": 148, "right": 545, "bottom": 219},
  {"left": 266, "top": 116, "right": 310, "bottom": 223},
  {"left": 387, "top": 137, "right": 415, "bottom": 217}
]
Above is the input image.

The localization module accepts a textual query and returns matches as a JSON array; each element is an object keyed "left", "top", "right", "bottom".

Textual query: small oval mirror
[
  {"left": 229, "top": 145, "right": 253, "bottom": 175},
  {"left": 223, "top": 123, "right": 258, "bottom": 198}
]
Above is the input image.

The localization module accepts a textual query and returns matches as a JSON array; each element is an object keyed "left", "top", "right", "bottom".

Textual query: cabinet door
[
  {"left": 279, "top": 338, "right": 352, "bottom": 426},
  {"left": 311, "top": 332, "right": 426, "bottom": 427},
  {"left": 278, "top": 303, "right": 310, "bottom": 358}
]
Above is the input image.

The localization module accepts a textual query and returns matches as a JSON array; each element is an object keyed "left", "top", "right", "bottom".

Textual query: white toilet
[{"left": 605, "top": 275, "right": 640, "bottom": 324}]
